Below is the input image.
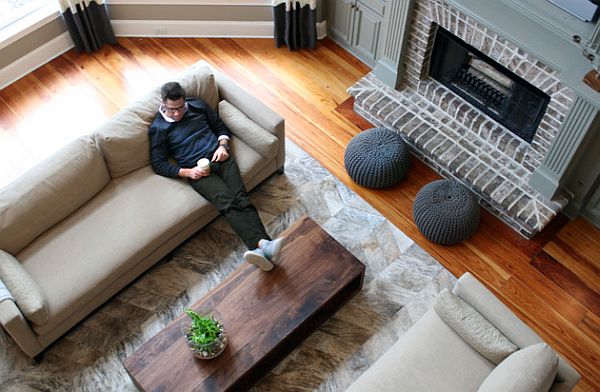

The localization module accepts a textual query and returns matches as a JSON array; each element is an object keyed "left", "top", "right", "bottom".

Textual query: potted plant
[{"left": 181, "top": 308, "right": 227, "bottom": 359}]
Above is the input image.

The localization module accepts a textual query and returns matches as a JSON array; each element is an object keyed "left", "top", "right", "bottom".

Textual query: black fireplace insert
[{"left": 428, "top": 25, "right": 550, "bottom": 143}]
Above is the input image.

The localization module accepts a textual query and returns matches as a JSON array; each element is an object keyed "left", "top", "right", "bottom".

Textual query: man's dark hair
[{"left": 161, "top": 82, "right": 186, "bottom": 101}]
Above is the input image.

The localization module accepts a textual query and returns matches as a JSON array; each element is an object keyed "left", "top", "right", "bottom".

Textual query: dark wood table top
[{"left": 123, "top": 215, "right": 365, "bottom": 392}]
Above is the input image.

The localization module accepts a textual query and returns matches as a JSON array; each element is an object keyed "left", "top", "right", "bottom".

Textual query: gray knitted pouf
[
  {"left": 344, "top": 128, "right": 410, "bottom": 188},
  {"left": 413, "top": 180, "right": 481, "bottom": 245}
]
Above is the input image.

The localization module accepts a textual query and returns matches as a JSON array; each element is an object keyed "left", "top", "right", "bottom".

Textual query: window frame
[{"left": 0, "top": 0, "right": 60, "bottom": 50}]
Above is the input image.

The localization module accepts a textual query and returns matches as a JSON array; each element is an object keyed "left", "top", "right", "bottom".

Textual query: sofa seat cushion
[
  {"left": 230, "top": 135, "right": 272, "bottom": 180},
  {"left": 346, "top": 310, "right": 494, "bottom": 392}
]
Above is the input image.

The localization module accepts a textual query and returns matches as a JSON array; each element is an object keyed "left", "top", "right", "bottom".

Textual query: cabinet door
[
  {"left": 351, "top": 1, "right": 382, "bottom": 65},
  {"left": 328, "top": 0, "right": 355, "bottom": 45}
]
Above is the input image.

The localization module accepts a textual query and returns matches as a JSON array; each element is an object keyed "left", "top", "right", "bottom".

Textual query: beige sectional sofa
[
  {"left": 346, "top": 273, "right": 580, "bottom": 392},
  {"left": 0, "top": 60, "right": 285, "bottom": 358}
]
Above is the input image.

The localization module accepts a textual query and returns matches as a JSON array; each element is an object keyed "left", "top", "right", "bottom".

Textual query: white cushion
[
  {"left": 478, "top": 343, "right": 559, "bottom": 392},
  {"left": 434, "top": 288, "right": 517, "bottom": 364},
  {"left": 453, "top": 274, "right": 542, "bottom": 348},
  {"left": 0, "top": 250, "right": 48, "bottom": 325},
  {"left": 0, "top": 278, "right": 13, "bottom": 303}
]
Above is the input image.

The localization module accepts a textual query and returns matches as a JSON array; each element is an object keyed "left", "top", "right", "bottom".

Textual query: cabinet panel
[
  {"left": 352, "top": 1, "right": 382, "bottom": 64},
  {"left": 328, "top": 0, "right": 354, "bottom": 44},
  {"left": 358, "top": 0, "right": 385, "bottom": 15}
]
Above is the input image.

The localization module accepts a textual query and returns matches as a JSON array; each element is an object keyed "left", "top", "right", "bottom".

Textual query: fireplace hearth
[
  {"left": 429, "top": 25, "right": 550, "bottom": 143},
  {"left": 348, "top": 0, "right": 576, "bottom": 238}
]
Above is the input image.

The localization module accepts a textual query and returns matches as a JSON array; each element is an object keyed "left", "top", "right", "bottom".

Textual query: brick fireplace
[{"left": 349, "top": 0, "right": 579, "bottom": 238}]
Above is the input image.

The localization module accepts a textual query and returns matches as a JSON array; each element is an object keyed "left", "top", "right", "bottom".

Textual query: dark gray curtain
[
  {"left": 59, "top": 0, "right": 116, "bottom": 53},
  {"left": 273, "top": 0, "right": 317, "bottom": 51}
]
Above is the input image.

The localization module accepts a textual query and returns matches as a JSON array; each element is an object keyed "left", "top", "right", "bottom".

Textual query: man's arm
[
  {"left": 148, "top": 123, "right": 181, "bottom": 178},
  {"left": 196, "top": 99, "right": 231, "bottom": 162},
  {"left": 203, "top": 101, "right": 231, "bottom": 140}
]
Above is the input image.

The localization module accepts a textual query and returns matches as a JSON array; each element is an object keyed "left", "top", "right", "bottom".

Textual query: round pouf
[
  {"left": 344, "top": 128, "right": 410, "bottom": 188},
  {"left": 413, "top": 180, "right": 481, "bottom": 245}
]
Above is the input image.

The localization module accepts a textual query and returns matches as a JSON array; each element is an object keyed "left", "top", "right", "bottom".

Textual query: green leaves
[{"left": 184, "top": 308, "right": 222, "bottom": 345}]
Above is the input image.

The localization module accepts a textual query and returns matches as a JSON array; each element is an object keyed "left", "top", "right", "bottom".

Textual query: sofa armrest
[
  {"left": 214, "top": 71, "right": 284, "bottom": 136},
  {"left": 213, "top": 69, "right": 285, "bottom": 169},
  {"left": 0, "top": 300, "right": 44, "bottom": 357},
  {"left": 453, "top": 273, "right": 580, "bottom": 392}
]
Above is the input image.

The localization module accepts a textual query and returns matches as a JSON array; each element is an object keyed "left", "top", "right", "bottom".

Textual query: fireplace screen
[{"left": 428, "top": 25, "right": 550, "bottom": 143}]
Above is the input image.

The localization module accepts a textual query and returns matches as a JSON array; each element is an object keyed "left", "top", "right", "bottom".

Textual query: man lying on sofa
[{"left": 148, "top": 81, "right": 283, "bottom": 271}]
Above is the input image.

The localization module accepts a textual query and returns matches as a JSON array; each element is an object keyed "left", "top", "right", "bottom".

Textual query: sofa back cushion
[
  {"left": 218, "top": 100, "right": 279, "bottom": 159},
  {"left": 0, "top": 135, "right": 110, "bottom": 255},
  {"left": 95, "top": 61, "right": 219, "bottom": 178},
  {"left": 94, "top": 95, "right": 160, "bottom": 179}
]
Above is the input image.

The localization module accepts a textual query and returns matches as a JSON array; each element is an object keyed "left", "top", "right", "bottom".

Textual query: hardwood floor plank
[
  {"left": 574, "top": 378, "right": 598, "bottom": 392},
  {"left": 90, "top": 44, "right": 155, "bottom": 101},
  {"left": 532, "top": 251, "right": 600, "bottom": 317},
  {"left": 335, "top": 97, "right": 376, "bottom": 131},
  {"left": 557, "top": 218, "right": 600, "bottom": 268},
  {"left": 117, "top": 38, "right": 176, "bottom": 82},
  {"left": 0, "top": 94, "right": 21, "bottom": 131},
  {"left": 62, "top": 52, "right": 126, "bottom": 111},
  {"left": 580, "top": 312, "right": 600, "bottom": 346},
  {"left": 544, "top": 240, "right": 600, "bottom": 294}
]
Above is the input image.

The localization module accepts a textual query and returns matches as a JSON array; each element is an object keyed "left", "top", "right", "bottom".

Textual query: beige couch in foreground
[
  {"left": 346, "top": 273, "right": 580, "bottom": 392},
  {"left": 0, "top": 60, "right": 285, "bottom": 358}
]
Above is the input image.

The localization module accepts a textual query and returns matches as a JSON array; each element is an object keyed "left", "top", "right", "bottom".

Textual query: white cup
[{"left": 197, "top": 158, "right": 210, "bottom": 172}]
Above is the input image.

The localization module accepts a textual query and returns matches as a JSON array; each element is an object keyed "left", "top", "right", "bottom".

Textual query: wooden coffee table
[{"left": 123, "top": 215, "right": 365, "bottom": 392}]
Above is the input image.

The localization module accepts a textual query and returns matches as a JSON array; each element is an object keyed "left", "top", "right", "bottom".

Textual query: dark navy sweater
[{"left": 149, "top": 98, "right": 231, "bottom": 178}]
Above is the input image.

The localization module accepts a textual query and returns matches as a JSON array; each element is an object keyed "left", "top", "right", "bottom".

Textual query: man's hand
[
  {"left": 179, "top": 166, "right": 210, "bottom": 180},
  {"left": 212, "top": 145, "right": 229, "bottom": 162}
]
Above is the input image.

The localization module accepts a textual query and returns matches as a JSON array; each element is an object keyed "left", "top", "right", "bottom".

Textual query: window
[{"left": 0, "top": 0, "right": 55, "bottom": 30}]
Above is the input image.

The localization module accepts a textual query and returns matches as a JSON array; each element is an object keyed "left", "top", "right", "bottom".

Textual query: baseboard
[
  {"left": 0, "top": 32, "right": 73, "bottom": 90},
  {"left": 111, "top": 20, "right": 274, "bottom": 38}
]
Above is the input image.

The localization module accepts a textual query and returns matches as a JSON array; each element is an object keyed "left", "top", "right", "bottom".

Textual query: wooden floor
[{"left": 1, "top": 37, "right": 598, "bottom": 390}]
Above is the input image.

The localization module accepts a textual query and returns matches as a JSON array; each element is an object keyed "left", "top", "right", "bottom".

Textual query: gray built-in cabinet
[{"left": 327, "top": 0, "right": 386, "bottom": 67}]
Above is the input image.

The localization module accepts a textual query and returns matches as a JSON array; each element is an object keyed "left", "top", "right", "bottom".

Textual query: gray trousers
[{"left": 189, "top": 157, "right": 269, "bottom": 249}]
